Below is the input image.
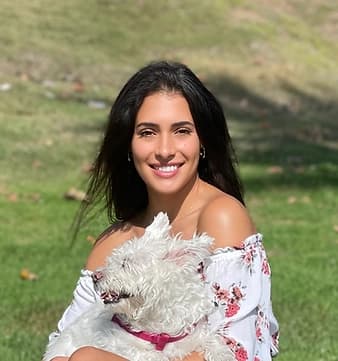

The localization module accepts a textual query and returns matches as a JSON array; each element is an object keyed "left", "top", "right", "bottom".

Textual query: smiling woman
[{"left": 43, "top": 61, "right": 279, "bottom": 361}]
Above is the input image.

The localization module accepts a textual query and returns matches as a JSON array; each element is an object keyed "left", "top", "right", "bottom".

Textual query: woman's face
[{"left": 131, "top": 92, "right": 201, "bottom": 197}]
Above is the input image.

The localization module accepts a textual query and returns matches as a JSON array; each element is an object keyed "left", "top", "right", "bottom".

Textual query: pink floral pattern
[
  {"left": 272, "top": 331, "right": 280, "bottom": 350},
  {"left": 212, "top": 282, "right": 246, "bottom": 318},
  {"left": 206, "top": 233, "right": 279, "bottom": 360},
  {"left": 223, "top": 336, "right": 249, "bottom": 361},
  {"left": 261, "top": 258, "right": 271, "bottom": 275},
  {"left": 255, "top": 306, "right": 269, "bottom": 343}
]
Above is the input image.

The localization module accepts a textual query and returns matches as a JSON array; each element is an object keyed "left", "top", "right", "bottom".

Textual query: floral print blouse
[{"left": 48, "top": 233, "right": 279, "bottom": 361}]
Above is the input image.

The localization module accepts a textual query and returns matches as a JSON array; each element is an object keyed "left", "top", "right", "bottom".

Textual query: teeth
[{"left": 157, "top": 165, "right": 178, "bottom": 172}]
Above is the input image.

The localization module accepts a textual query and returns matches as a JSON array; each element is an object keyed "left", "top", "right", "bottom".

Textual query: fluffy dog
[{"left": 43, "top": 212, "right": 233, "bottom": 361}]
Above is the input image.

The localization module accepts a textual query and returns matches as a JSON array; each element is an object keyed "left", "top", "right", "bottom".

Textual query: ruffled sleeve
[
  {"left": 48, "top": 269, "right": 100, "bottom": 341},
  {"left": 205, "top": 233, "right": 279, "bottom": 361}
]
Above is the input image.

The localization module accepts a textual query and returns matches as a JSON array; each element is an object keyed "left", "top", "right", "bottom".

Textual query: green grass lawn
[{"left": 0, "top": 1, "right": 337, "bottom": 360}]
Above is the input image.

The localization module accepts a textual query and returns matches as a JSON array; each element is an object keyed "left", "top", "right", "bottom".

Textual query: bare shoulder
[
  {"left": 197, "top": 194, "right": 256, "bottom": 249},
  {"left": 85, "top": 222, "right": 136, "bottom": 271}
]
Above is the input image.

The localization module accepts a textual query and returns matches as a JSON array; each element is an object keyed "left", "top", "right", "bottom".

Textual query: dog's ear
[
  {"left": 163, "top": 233, "right": 213, "bottom": 268},
  {"left": 144, "top": 212, "right": 171, "bottom": 241}
]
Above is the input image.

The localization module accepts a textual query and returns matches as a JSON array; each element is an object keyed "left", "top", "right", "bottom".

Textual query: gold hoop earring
[{"left": 200, "top": 145, "right": 206, "bottom": 159}]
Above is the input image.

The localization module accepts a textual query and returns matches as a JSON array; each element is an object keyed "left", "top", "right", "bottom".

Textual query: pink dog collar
[{"left": 112, "top": 315, "right": 188, "bottom": 351}]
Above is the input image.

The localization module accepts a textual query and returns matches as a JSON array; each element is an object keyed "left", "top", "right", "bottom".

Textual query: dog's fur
[{"left": 43, "top": 212, "right": 233, "bottom": 361}]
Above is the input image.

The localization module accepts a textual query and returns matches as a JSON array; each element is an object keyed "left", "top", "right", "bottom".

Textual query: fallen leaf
[
  {"left": 64, "top": 187, "right": 87, "bottom": 202},
  {"left": 32, "top": 160, "right": 42, "bottom": 169},
  {"left": 87, "top": 235, "right": 96, "bottom": 244},
  {"left": 19, "top": 72, "right": 30, "bottom": 81},
  {"left": 287, "top": 196, "right": 297, "bottom": 204},
  {"left": 82, "top": 163, "right": 94, "bottom": 173},
  {"left": 20, "top": 268, "right": 39, "bottom": 281},
  {"left": 267, "top": 166, "right": 284, "bottom": 174},
  {"left": 72, "top": 80, "right": 85, "bottom": 92},
  {"left": 8, "top": 193, "right": 18, "bottom": 202}
]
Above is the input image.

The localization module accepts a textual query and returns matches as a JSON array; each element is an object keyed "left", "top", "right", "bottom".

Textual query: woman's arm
[
  {"left": 51, "top": 347, "right": 128, "bottom": 361},
  {"left": 51, "top": 349, "right": 204, "bottom": 361}
]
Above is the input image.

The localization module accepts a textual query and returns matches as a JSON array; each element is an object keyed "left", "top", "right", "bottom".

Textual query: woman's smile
[{"left": 151, "top": 163, "right": 182, "bottom": 178}]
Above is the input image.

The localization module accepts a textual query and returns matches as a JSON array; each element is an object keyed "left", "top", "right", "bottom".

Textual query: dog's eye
[{"left": 121, "top": 258, "right": 127, "bottom": 269}]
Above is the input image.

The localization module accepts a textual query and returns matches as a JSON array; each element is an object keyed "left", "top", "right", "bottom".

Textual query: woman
[{"left": 47, "top": 61, "right": 279, "bottom": 361}]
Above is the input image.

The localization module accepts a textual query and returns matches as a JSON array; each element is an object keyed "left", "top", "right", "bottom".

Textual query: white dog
[{"left": 43, "top": 212, "right": 233, "bottom": 361}]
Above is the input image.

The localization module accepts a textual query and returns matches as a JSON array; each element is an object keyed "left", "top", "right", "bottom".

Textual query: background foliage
[{"left": 0, "top": 1, "right": 337, "bottom": 360}]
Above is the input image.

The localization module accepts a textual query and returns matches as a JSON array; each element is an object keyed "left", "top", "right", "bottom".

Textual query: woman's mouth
[{"left": 151, "top": 164, "right": 181, "bottom": 178}]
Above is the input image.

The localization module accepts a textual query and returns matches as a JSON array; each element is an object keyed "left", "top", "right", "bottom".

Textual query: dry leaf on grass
[
  {"left": 82, "top": 163, "right": 94, "bottom": 173},
  {"left": 7, "top": 193, "right": 18, "bottom": 202},
  {"left": 64, "top": 187, "right": 87, "bottom": 202},
  {"left": 87, "top": 235, "right": 96, "bottom": 244},
  {"left": 267, "top": 166, "right": 284, "bottom": 174},
  {"left": 287, "top": 196, "right": 297, "bottom": 204},
  {"left": 72, "top": 80, "right": 85, "bottom": 92},
  {"left": 32, "top": 160, "right": 42, "bottom": 169},
  {"left": 20, "top": 268, "right": 39, "bottom": 281}
]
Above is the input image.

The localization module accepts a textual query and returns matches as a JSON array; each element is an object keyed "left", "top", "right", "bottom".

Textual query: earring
[
  {"left": 127, "top": 152, "right": 132, "bottom": 162},
  {"left": 200, "top": 145, "right": 206, "bottom": 159}
]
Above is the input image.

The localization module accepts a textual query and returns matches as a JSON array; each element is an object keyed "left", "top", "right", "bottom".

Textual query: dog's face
[
  {"left": 92, "top": 243, "right": 160, "bottom": 307},
  {"left": 92, "top": 212, "right": 212, "bottom": 319}
]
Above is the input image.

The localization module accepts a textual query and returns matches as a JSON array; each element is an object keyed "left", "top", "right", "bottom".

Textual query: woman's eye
[
  {"left": 176, "top": 128, "right": 192, "bottom": 135},
  {"left": 139, "top": 129, "right": 154, "bottom": 137}
]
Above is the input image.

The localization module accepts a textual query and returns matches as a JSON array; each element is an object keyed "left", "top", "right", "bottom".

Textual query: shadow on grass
[{"left": 205, "top": 74, "right": 338, "bottom": 190}]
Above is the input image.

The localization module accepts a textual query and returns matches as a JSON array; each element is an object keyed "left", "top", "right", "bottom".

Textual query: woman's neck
[{"left": 144, "top": 176, "right": 204, "bottom": 226}]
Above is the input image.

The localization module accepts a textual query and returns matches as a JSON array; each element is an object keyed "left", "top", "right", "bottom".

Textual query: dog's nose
[{"left": 92, "top": 270, "right": 104, "bottom": 283}]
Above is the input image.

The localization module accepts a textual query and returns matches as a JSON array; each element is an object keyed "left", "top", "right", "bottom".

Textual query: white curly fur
[{"left": 43, "top": 212, "right": 234, "bottom": 361}]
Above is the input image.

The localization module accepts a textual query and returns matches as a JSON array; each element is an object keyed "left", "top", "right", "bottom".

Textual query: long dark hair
[{"left": 78, "top": 61, "right": 244, "bottom": 229}]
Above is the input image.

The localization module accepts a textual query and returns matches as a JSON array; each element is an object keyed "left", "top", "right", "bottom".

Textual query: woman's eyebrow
[
  {"left": 171, "top": 121, "right": 195, "bottom": 128},
  {"left": 135, "top": 122, "right": 158, "bottom": 129},
  {"left": 135, "top": 120, "right": 194, "bottom": 129}
]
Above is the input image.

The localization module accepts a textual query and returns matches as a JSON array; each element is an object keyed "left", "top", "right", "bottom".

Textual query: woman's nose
[{"left": 155, "top": 135, "right": 175, "bottom": 160}]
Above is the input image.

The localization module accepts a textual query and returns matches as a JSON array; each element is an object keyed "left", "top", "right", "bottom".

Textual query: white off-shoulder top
[{"left": 48, "top": 233, "right": 279, "bottom": 361}]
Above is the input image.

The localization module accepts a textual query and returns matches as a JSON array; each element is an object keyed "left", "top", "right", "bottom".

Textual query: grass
[{"left": 0, "top": 1, "right": 337, "bottom": 360}]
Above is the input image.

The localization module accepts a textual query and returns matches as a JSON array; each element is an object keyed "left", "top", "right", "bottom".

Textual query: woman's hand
[{"left": 179, "top": 352, "right": 204, "bottom": 361}]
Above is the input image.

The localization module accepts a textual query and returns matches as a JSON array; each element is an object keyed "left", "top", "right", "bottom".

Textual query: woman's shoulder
[
  {"left": 85, "top": 221, "right": 138, "bottom": 271},
  {"left": 197, "top": 192, "right": 257, "bottom": 249}
]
